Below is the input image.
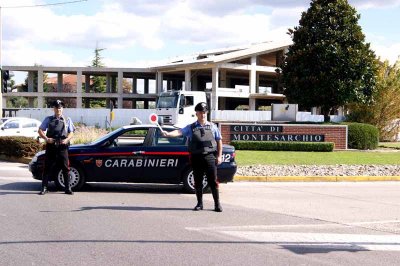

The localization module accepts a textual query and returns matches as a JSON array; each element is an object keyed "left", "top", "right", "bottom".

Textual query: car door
[
  {"left": 21, "top": 120, "right": 40, "bottom": 138},
  {"left": 84, "top": 127, "right": 150, "bottom": 182},
  {"left": 140, "top": 127, "right": 190, "bottom": 183}
]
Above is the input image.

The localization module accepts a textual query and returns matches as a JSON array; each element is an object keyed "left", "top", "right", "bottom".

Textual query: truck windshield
[{"left": 156, "top": 96, "right": 178, "bottom": 108}]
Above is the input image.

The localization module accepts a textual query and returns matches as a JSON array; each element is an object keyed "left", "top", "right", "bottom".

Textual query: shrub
[
  {"left": 0, "top": 137, "right": 43, "bottom": 157},
  {"left": 231, "top": 141, "right": 334, "bottom": 152},
  {"left": 345, "top": 122, "right": 379, "bottom": 150},
  {"left": 71, "top": 125, "right": 108, "bottom": 144}
]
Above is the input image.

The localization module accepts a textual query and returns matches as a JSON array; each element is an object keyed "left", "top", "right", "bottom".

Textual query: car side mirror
[{"left": 179, "top": 107, "right": 184, "bottom": 114}]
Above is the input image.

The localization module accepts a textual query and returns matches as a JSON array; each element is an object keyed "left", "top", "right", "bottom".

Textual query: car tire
[
  {"left": 54, "top": 165, "right": 85, "bottom": 191},
  {"left": 182, "top": 169, "right": 209, "bottom": 194}
]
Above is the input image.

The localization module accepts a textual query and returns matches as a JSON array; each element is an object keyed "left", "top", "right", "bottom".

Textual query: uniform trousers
[
  {"left": 191, "top": 153, "right": 219, "bottom": 191},
  {"left": 42, "top": 144, "right": 70, "bottom": 190}
]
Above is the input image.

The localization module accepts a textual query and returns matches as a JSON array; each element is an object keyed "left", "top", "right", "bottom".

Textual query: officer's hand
[
  {"left": 61, "top": 139, "right": 69, "bottom": 145},
  {"left": 161, "top": 130, "right": 168, "bottom": 137},
  {"left": 216, "top": 155, "right": 222, "bottom": 165},
  {"left": 46, "top": 138, "right": 54, "bottom": 144}
]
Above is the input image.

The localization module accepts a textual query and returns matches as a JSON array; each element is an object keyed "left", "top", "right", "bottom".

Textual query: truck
[{"left": 156, "top": 90, "right": 208, "bottom": 127}]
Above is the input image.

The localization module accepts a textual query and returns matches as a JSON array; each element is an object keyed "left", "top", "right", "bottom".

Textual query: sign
[
  {"left": 230, "top": 124, "right": 325, "bottom": 142},
  {"left": 149, "top": 113, "right": 163, "bottom": 131},
  {"left": 231, "top": 134, "right": 324, "bottom": 142},
  {"left": 149, "top": 113, "right": 158, "bottom": 124},
  {"left": 230, "top": 125, "right": 283, "bottom": 132}
]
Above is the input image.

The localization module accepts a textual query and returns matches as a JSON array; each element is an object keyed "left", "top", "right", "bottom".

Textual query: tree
[
  {"left": 89, "top": 46, "right": 107, "bottom": 108},
  {"left": 6, "top": 96, "right": 29, "bottom": 108},
  {"left": 281, "top": 0, "right": 377, "bottom": 121},
  {"left": 347, "top": 59, "right": 400, "bottom": 141}
]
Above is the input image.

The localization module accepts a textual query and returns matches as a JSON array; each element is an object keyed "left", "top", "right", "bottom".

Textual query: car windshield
[
  {"left": 156, "top": 96, "right": 178, "bottom": 108},
  {"left": 89, "top": 127, "right": 125, "bottom": 145}
]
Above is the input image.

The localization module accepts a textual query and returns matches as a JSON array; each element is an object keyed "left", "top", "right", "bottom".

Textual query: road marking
[
  {"left": 187, "top": 221, "right": 400, "bottom": 252},
  {"left": 219, "top": 231, "right": 400, "bottom": 251},
  {"left": 0, "top": 176, "right": 33, "bottom": 181},
  {"left": 0, "top": 166, "right": 29, "bottom": 171},
  {"left": 186, "top": 220, "right": 400, "bottom": 231}
]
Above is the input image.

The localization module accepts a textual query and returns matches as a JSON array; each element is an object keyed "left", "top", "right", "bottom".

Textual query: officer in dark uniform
[
  {"left": 38, "top": 100, "right": 75, "bottom": 195},
  {"left": 162, "top": 102, "right": 223, "bottom": 212}
]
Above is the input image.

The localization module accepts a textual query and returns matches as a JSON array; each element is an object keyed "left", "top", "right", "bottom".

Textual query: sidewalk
[
  {"left": 234, "top": 175, "right": 400, "bottom": 182},
  {"left": 3, "top": 154, "right": 400, "bottom": 182}
]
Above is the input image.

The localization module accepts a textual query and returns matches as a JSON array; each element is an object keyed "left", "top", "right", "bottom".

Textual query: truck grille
[{"left": 160, "top": 115, "right": 172, "bottom": 124}]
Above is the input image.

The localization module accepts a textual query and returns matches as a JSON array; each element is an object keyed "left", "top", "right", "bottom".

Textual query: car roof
[
  {"left": 121, "top": 124, "right": 181, "bottom": 130},
  {"left": 3, "top": 117, "right": 41, "bottom": 123}
]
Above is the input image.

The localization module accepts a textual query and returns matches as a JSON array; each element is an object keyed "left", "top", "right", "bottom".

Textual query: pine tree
[
  {"left": 89, "top": 46, "right": 107, "bottom": 107},
  {"left": 281, "top": 0, "right": 377, "bottom": 121}
]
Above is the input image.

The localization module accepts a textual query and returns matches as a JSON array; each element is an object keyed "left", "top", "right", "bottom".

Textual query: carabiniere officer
[
  {"left": 162, "top": 102, "right": 223, "bottom": 212},
  {"left": 38, "top": 100, "right": 75, "bottom": 195}
]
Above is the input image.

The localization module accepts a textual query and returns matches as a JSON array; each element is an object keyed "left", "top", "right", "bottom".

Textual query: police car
[{"left": 29, "top": 124, "right": 237, "bottom": 193}]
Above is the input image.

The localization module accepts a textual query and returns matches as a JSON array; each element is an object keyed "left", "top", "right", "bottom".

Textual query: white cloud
[
  {"left": 350, "top": 0, "right": 400, "bottom": 9},
  {"left": 4, "top": 46, "right": 85, "bottom": 67},
  {"left": 371, "top": 43, "right": 400, "bottom": 64},
  {"left": 1, "top": 0, "right": 399, "bottom": 69}
]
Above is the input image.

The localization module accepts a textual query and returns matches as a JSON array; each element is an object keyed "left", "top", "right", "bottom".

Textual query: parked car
[
  {"left": 29, "top": 124, "right": 237, "bottom": 193},
  {"left": 0, "top": 117, "right": 42, "bottom": 139},
  {"left": 0, "top": 117, "right": 11, "bottom": 125}
]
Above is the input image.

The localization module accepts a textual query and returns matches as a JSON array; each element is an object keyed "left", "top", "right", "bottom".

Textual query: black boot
[
  {"left": 40, "top": 175, "right": 49, "bottom": 195},
  {"left": 193, "top": 189, "right": 203, "bottom": 211},
  {"left": 211, "top": 187, "right": 222, "bottom": 212},
  {"left": 38, "top": 187, "right": 48, "bottom": 195},
  {"left": 64, "top": 173, "right": 74, "bottom": 195}
]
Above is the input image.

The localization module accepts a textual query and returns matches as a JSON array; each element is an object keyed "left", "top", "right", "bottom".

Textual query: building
[{"left": 2, "top": 40, "right": 290, "bottom": 113}]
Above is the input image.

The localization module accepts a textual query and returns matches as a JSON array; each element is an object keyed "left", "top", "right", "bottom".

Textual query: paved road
[{"left": 1, "top": 160, "right": 400, "bottom": 266}]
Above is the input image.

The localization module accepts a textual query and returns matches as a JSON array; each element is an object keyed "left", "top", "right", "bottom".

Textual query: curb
[
  {"left": 2, "top": 155, "right": 400, "bottom": 182},
  {"left": 234, "top": 175, "right": 400, "bottom": 182}
]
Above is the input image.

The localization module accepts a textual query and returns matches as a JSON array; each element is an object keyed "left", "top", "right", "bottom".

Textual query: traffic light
[{"left": 2, "top": 70, "right": 10, "bottom": 93}]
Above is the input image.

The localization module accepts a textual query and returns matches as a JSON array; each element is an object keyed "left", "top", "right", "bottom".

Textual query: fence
[{"left": 15, "top": 108, "right": 345, "bottom": 128}]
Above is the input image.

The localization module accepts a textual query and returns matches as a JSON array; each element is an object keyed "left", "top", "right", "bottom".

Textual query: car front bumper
[
  {"left": 29, "top": 161, "right": 43, "bottom": 180},
  {"left": 217, "top": 163, "right": 237, "bottom": 183}
]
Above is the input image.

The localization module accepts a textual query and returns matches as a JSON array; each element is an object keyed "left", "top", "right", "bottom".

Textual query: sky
[{"left": 1, "top": 0, "right": 400, "bottom": 83}]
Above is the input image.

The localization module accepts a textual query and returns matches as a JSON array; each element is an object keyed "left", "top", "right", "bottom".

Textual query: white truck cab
[{"left": 156, "top": 90, "right": 207, "bottom": 127}]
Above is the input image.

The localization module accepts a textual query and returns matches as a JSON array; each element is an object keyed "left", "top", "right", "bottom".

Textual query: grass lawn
[
  {"left": 235, "top": 150, "right": 400, "bottom": 165},
  {"left": 379, "top": 142, "right": 400, "bottom": 149}
]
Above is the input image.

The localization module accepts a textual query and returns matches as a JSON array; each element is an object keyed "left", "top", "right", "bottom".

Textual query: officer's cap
[
  {"left": 195, "top": 102, "right": 208, "bottom": 112},
  {"left": 51, "top": 99, "right": 65, "bottom": 108}
]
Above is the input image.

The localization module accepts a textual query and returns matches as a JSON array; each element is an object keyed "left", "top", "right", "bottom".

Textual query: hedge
[
  {"left": 0, "top": 137, "right": 43, "bottom": 157},
  {"left": 345, "top": 122, "right": 379, "bottom": 150},
  {"left": 231, "top": 141, "right": 334, "bottom": 152}
]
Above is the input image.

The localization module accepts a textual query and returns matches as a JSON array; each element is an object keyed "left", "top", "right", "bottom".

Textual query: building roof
[{"left": 154, "top": 40, "right": 292, "bottom": 70}]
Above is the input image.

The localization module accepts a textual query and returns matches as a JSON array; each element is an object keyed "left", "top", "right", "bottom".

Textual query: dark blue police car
[{"left": 29, "top": 124, "right": 237, "bottom": 193}]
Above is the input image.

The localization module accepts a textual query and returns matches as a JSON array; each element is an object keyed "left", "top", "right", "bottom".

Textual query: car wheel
[
  {"left": 54, "top": 165, "right": 85, "bottom": 191},
  {"left": 182, "top": 169, "right": 208, "bottom": 194}
]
